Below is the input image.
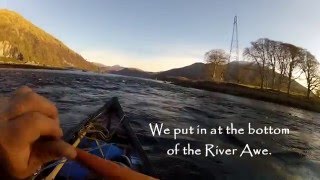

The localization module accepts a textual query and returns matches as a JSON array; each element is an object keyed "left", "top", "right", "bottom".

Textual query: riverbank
[
  {"left": 163, "top": 77, "right": 320, "bottom": 113},
  {"left": 0, "top": 63, "right": 67, "bottom": 70}
]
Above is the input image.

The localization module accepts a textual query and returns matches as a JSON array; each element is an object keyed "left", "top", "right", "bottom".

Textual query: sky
[{"left": 0, "top": 0, "right": 320, "bottom": 72}]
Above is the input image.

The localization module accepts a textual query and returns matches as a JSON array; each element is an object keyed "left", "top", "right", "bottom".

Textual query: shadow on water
[{"left": 1, "top": 69, "right": 320, "bottom": 179}]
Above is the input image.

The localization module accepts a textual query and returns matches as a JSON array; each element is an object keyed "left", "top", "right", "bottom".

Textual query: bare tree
[
  {"left": 264, "top": 39, "right": 279, "bottom": 89},
  {"left": 204, "top": 49, "right": 228, "bottom": 81},
  {"left": 243, "top": 39, "right": 269, "bottom": 89},
  {"left": 282, "top": 43, "right": 302, "bottom": 94},
  {"left": 299, "top": 50, "right": 320, "bottom": 98},
  {"left": 275, "top": 42, "right": 290, "bottom": 91},
  {"left": 243, "top": 37, "right": 320, "bottom": 97}
]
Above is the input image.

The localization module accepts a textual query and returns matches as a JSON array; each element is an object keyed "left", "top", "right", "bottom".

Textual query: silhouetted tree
[
  {"left": 264, "top": 39, "right": 279, "bottom": 89},
  {"left": 283, "top": 43, "right": 302, "bottom": 94},
  {"left": 244, "top": 37, "right": 320, "bottom": 97},
  {"left": 275, "top": 42, "right": 290, "bottom": 91},
  {"left": 243, "top": 39, "right": 269, "bottom": 89},
  {"left": 299, "top": 50, "right": 320, "bottom": 98},
  {"left": 204, "top": 49, "right": 228, "bottom": 81}
]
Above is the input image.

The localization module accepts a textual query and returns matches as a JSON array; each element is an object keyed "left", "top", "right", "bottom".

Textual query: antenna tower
[{"left": 229, "top": 16, "right": 239, "bottom": 63}]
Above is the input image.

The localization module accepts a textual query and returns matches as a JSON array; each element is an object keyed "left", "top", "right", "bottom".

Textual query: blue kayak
[{"left": 33, "top": 97, "right": 154, "bottom": 179}]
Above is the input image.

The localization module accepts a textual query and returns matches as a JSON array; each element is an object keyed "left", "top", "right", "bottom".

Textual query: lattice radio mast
[{"left": 229, "top": 16, "right": 239, "bottom": 63}]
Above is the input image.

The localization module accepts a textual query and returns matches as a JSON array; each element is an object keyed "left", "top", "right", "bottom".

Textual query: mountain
[
  {"left": 0, "top": 9, "right": 97, "bottom": 70},
  {"left": 107, "top": 65, "right": 125, "bottom": 71},
  {"left": 110, "top": 68, "right": 154, "bottom": 78},
  {"left": 155, "top": 63, "right": 207, "bottom": 80},
  {"left": 92, "top": 63, "right": 124, "bottom": 72},
  {"left": 108, "top": 62, "right": 209, "bottom": 80}
]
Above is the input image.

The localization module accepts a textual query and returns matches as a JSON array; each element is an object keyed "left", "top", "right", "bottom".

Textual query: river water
[{"left": 1, "top": 69, "right": 320, "bottom": 180}]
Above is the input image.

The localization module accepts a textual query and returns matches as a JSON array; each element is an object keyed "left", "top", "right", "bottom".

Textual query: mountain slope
[
  {"left": 0, "top": 9, "right": 97, "bottom": 70},
  {"left": 155, "top": 63, "right": 206, "bottom": 80}
]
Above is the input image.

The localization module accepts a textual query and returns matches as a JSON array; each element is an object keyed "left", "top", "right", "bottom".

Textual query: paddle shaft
[
  {"left": 75, "top": 148, "right": 157, "bottom": 180},
  {"left": 45, "top": 127, "right": 89, "bottom": 180}
]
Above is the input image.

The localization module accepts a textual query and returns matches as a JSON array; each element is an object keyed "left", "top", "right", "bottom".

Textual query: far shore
[
  {"left": 162, "top": 77, "right": 320, "bottom": 113},
  {"left": 0, "top": 63, "right": 74, "bottom": 71}
]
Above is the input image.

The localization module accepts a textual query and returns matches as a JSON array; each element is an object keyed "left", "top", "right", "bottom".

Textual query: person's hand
[{"left": 0, "top": 86, "right": 76, "bottom": 179}]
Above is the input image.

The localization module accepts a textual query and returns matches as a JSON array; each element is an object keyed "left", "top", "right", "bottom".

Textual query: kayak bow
[{"left": 35, "top": 97, "right": 156, "bottom": 179}]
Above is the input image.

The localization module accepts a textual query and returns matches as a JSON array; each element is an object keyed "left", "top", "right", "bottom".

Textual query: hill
[
  {"left": 155, "top": 63, "right": 207, "bottom": 80},
  {"left": 0, "top": 9, "right": 97, "bottom": 70},
  {"left": 92, "top": 63, "right": 124, "bottom": 73},
  {"left": 110, "top": 68, "right": 154, "bottom": 78}
]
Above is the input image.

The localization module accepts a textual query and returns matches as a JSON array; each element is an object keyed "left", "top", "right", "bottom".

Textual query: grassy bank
[{"left": 164, "top": 77, "right": 320, "bottom": 113}]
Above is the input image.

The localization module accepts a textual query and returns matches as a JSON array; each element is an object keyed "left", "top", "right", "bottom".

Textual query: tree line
[{"left": 204, "top": 38, "right": 320, "bottom": 98}]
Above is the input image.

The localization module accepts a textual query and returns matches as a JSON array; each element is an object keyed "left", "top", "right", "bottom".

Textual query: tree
[
  {"left": 204, "top": 49, "right": 228, "bottom": 81},
  {"left": 17, "top": 53, "right": 24, "bottom": 61},
  {"left": 282, "top": 43, "right": 302, "bottom": 94},
  {"left": 275, "top": 42, "right": 290, "bottom": 91},
  {"left": 299, "top": 50, "right": 320, "bottom": 98},
  {"left": 264, "top": 39, "right": 278, "bottom": 89},
  {"left": 243, "top": 39, "right": 269, "bottom": 89}
]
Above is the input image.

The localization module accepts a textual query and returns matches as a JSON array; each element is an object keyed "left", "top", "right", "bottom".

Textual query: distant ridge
[
  {"left": 109, "top": 61, "right": 307, "bottom": 95},
  {"left": 93, "top": 63, "right": 124, "bottom": 72},
  {"left": 110, "top": 68, "right": 154, "bottom": 78}
]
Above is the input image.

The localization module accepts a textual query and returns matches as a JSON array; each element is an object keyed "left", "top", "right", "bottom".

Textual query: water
[{"left": 1, "top": 69, "right": 320, "bottom": 179}]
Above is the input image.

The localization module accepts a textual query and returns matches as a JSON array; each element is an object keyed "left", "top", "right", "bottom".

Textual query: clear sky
[{"left": 1, "top": 0, "right": 319, "bottom": 72}]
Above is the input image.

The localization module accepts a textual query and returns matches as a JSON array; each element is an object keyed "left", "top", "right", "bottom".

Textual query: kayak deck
[{"left": 34, "top": 97, "right": 154, "bottom": 179}]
